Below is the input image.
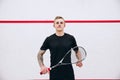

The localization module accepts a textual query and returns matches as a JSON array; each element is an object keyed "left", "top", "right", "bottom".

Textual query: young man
[{"left": 37, "top": 16, "right": 83, "bottom": 80}]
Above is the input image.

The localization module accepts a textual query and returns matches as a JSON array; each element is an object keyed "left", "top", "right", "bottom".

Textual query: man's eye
[
  {"left": 56, "top": 22, "right": 59, "bottom": 24},
  {"left": 60, "top": 22, "right": 63, "bottom": 24}
]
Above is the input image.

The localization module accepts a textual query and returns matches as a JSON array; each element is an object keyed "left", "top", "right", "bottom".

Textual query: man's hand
[
  {"left": 40, "top": 66, "right": 49, "bottom": 75},
  {"left": 76, "top": 61, "right": 83, "bottom": 67}
]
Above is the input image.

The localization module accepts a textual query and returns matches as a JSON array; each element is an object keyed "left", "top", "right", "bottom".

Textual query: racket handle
[
  {"left": 48, "top": 68, "right": 50, "bottom": 71},
  {"left": 40, "top": 72, "right": 42, "bottom": 75},
  {"left": 40, "top": 68, "right": 50, "bottom": 75}
]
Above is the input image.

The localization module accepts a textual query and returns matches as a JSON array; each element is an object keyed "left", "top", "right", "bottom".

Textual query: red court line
[
  {"left": 0, "top": 20, "right": 120, "bottom": 23},
  {"left": 32, "top": 78, "right": 120, "bottom": 80}
]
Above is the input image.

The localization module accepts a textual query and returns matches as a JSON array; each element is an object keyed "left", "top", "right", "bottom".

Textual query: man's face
[{"left": 53, "top": 19, "right": 65, "bottom": 31}]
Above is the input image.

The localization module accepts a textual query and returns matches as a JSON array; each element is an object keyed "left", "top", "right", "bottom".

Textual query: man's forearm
[
  {"left": 37, "top": 50, "right": 45, "bottom": 67},
  {"left": 76, "top": 51, "right": 82, "bottom": 61}
]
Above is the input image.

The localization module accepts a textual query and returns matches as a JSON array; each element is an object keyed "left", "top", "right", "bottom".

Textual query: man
[{"left": 37, "top": 16, "right": 83, "bottom": 80}]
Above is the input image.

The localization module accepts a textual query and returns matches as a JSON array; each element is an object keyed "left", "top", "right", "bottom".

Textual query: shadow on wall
[
  {"left": 0, "top": 76, "right": 4, "bottom": 80},
  {"left": 0, "top": 0, "right": 3, "bottom": 7},
  {"left": 119, "top": 73, "right": 120, "bottom": 79},
  {"left": 116, "top": 0, "right": 120, "bottom": 7}
]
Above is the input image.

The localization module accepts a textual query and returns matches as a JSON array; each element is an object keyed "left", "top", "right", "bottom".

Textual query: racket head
[{"left": 51, "top": 46, "right": 87, "bottom": 68}]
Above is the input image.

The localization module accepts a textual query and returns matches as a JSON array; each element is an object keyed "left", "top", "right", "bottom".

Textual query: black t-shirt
[{"left": 40, "top": 33, "right": 77, "bottom": 80}]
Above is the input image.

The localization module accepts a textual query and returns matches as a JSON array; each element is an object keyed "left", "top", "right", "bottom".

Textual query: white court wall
[{"left": 0, "top": 0, "right": 120, "bottom": 80}]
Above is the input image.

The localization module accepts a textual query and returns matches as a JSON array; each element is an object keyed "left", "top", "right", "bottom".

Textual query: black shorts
[{"left": 50, "top": 65, "right": 75, "bottom": 80}]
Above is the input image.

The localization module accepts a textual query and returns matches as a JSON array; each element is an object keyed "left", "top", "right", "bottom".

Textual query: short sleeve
[
  {"left": 71, "top": 36, "right": 77, "bottom": 48},
  {"left": 40, "top": 37, "right": 49, "bottom": 50}
]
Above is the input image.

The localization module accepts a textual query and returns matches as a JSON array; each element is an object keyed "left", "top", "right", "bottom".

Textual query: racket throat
[
  {"left": 51, "top": 63, "right": 61, "bottom": 69},
  {"left": 60, "top": 63, "right": 75, "bottom": 65}
]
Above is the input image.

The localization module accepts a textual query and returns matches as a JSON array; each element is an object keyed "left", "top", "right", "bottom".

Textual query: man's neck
[{"left": 55, "top": 31, "right": 64, "bottom": 36}]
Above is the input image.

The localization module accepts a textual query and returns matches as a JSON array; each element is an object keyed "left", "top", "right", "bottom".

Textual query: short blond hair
[{"left": 54, "top": 16, "right": 65, "bottom": 21}]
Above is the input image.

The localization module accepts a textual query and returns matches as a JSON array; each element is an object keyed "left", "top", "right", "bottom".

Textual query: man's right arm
[
  {"left": 37, "top": 50, "right": 45, "bottom": 67},
  {"left": 37, "top": 50, "right": 49, "bottom": 74}
]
